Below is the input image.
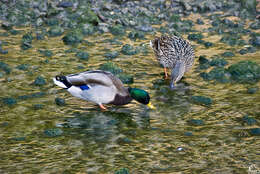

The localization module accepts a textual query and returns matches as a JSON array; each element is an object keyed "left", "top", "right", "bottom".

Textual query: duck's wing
[{"left": 66, "top": 70, "right": 128, "bottom": 96}]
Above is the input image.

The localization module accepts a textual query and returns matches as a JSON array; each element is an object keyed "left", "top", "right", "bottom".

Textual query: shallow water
[{"left": 0, "top": 14, "right": 260, "bottom": 174}]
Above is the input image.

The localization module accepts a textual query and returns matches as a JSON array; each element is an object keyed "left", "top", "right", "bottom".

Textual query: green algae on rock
[
  {"left": 227, "top": 61, "right": 260, "bottom": 83},
  {"left": 44, "top": 128, "right": 63, "bottom": 137},
  {"left": 191, "top": 96, "right": 212, "bottom": 106},
  {"left": 62, "top": 30, "right": 83, "bottom": 45}
]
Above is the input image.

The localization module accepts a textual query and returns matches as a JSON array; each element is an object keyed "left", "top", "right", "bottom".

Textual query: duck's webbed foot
[{"left": 99, "top": 104, "right": 108, "bottom": 110}]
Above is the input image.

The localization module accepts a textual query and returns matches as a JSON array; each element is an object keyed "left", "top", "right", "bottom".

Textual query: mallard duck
[
  {"left": 150, "top": 35, "right": 194, "bottom": 89},
  {"left": 53, "top": 70, "right": 155, "bottom": 110}
]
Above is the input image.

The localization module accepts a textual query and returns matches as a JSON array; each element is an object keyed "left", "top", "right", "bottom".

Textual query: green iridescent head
[{"left": 128, "top": 88, "right": 155, "bottom": 109}]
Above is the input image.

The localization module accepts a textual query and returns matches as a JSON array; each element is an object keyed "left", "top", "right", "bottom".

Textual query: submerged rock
[
  {"left": 200, "top": 67, "right": 230, "bottom": 83},
  {"left": 242, "top": 115, "right": 257, "bottom": 126},
  {"left": 33, "top": 104, "right": 44, "bottom": 110},
  {"left": 33, "top": 76, "right": 46, "bottom": 86},
  {"left": 16, "top": 64, "right": 29, "bottom": 71},
  {"left": 0, "top": 61, "right": 11, "bottom": 74},
  {"left": 227, "top": 61, "right": 260, "bottom": 83},
  {"left": 188, "top": 119, "right": 204, "bottom": 126},
  {"left": 48, "top": 26, "right": 64, "bottom": 37},
  {"left": 104, "top": 51, "right": 119, "bottom": 60},
  {"left": 38, "top": 49, "right": 53, "bottom": 57},
  {"left": 247, "top": 87, "right": 259, "bottom": 94},
  {"left": 249, "top": 33, "right": 260, "bottom": 47},
  {"left": 109, "top": 24, "right": 125, "bottom": 36},
  {"left": 99, "top": 62, "right": 123, "bottom": 75},
  {"left": 44, "top": 128, "right": 63, "bottom": 137},
  {"left": 62, "top": 30, "right": 83, "bottom": 45},
  {"left": 209, "top": 58, "right": 228, "bottom": 67},
  {"left": 221, "top": 51, "right": 235, "bottom": 57},
  {"left": 249, "top": 128, "right": 260, "bottom": 136},
  {"left": 55, "top": 97, "right": 66, "bottom": 106},
  {"left": 117, "top": 73, "right": 134, "bottom": 84},
  {"left": 191, "top": 96, "right": 212, "bottom": 106},
  {"left": 21, "top": 32, "right": 33, "bottom": 50},
  {"left": 114, "top": 168, "right": 130, "bottom": 174},
  {"left": 121, "top": 44, "right": 138, "bottom": 55},
  {"left": 2, "top": 97, "right": 17, "bottom": 106},
  {"left": 187, "top": 33, "right": 203, "bottom": 41},
  {"left": 128, "top": 31, "right": 145, "bottom": 40},
  {"left": 76, "top": 51, "right": 89, "bottom": 61}
]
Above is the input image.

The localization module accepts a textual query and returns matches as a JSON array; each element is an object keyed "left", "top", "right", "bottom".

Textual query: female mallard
[
  {"left": 150, "top": 35, "right": 194, "bottom": 89},
  {"left": 53, "top": 70, "right": 155, "bottom": 110}
]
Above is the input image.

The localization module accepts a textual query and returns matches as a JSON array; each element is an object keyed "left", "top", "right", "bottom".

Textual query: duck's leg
[
  {"left": 164, "top": 67, "right": 168, "bottom": 79},
  {"left": 99, "top": 104, "right": 107, "bottom": 110}
]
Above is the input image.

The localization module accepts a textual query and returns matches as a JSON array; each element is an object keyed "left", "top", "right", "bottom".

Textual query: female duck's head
[{"left": 128, "top": 88, "right": 155, "bottom": 109}]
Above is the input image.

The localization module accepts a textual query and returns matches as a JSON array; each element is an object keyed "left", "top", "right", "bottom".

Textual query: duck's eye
[{"left": 56, "top": 76, "right": 60, "bottom": 80}]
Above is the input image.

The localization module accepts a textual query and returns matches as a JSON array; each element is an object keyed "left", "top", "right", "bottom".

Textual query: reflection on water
[{"left": 0, "top": 17, "right": 260, "bottom": 174}]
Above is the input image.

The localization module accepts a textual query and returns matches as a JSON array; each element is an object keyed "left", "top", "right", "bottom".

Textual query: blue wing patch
[{"left": 79, "top": 85, "right": 90, "bottom": 90}]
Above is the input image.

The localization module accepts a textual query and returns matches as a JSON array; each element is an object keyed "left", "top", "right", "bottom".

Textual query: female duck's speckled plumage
[
  {"left": 53, "top": 70, "right": 153, "bottom": 110},
  {"left": 150, "top": 35, "right": 195, "bottom": 88}
]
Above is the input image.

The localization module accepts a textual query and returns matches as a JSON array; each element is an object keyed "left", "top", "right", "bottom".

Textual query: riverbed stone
[
  {"left": 44, "top": 128, "right": 63, "bottom": 137},
  {"left": 48, "top": 26, "right": 64, "bottom": 37},
  {"left": 99, "top": 62, "right": 123, "bottom": 75},
  {"left": 121, "top": 44, "right": 138, "bottom": 55},
  {"left": 55, "top": 97, "right": 66, "bottom": 106},
  {"left": 0, "top": 61, "right": 11, "bottom": 74},
  {"left": 187, "top": 33, "right": 203, "bottom": 41},
  {"left": 76, "top": 51, "right": 89, "bottom": 61},
  {"left": 114, "top": 168, "right": 130, "bottom": 174},
  {"left": 247, "top": 87, "right": 259, "bottom": 94},
  {"left": 242, "top": 115, "right": 257, "bottom": 125},
  {"left": 2, "top": 97, "right": 17, "bottom": 106},
  {"left": 188, "top": 119, "right": 204, "bottom": 126},
  {"left": 117, "top": 73, "right": 134, "bottom": 84},
  {"left": 249, "top": 128, "right": 260, "bottom": 136},
  {"left": 104, "top": 51, "right": 119, "bottom": 60},
  {"left": 128, "top": 31, "right": 145, "bottom": 40},
  {"left": 227, "top": 60, "right": 260, "bottom": 83},
  {"left": 33, "top": 76, "right": 46, "bottom": 86},
  {"left": 109, "top": 24, "right": 125, "bottom": 36},
  {"left": 62, "top": 30, "right": 83, "bottom": 45},
  {"left": 191, "top": 96, "right": 212, "bottom": 106},
  {"left": 209, "top": 58, "right": 228, "bottom": 67},
  {"left": 38, "top": 49, "right": 53, "bottom": 57}
]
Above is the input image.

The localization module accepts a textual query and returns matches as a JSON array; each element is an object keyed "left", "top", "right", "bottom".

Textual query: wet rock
[
  {"left": 249, "top": 21, "right": 260, "bottom": 30},
  {"left": 128, "top": 31, "right": 145, "bottom": 41},
  {"left": 221, "top": 51, "right": 235, "bottom": 57},
  {"left": 104, "top": 51, "right": 119, "bottom": 60},
  {"left": 109, "top": 24, "right": 125, "bottom": 36},
  {"left": 81, "top": 24, "right": 95, "bottom": 36},
  {"left": 249, "top": 33, "right": 260, "bottom": 47},
  {"left": 0, "top": 46, "right": 8, "bottom": 54},
  {"left": 16, "top": 64, "right": 29, "bottom": 71},
  {"left": 33, "top": 76, "right": 46, "bottom": 86},
  {"left": 38, "top": 49, "right": 53, "bottom": 57},
  {"left": 209, "top": 58, "right": 228, "bottom": 67},
  {"left": 9, "top": 29, "right": 20, "bottom": 35},
  {"left": 196, "top": 18, "right": 204, "bottom": 25},
  {"left": 114, "top": 168, "right": 130, "bottom": 174},
  {"left": 188, "top": 119, "right": 204, "bottom": 126},
  {"left": 121, "top": 44, "right": 138, "bottom": 55},
  {"left": 239, "top": 46, "right": 257, "bottom": 55},
  {"left": 18, "top": 92, "right": 46, "bottom": 100},
  {"left": 200, "top": 67, "right": 230, "bottom": 83},
  {"left": 76, "top": 51, "right": 89, "bottom": 61},
  {"left": 227, "top": 61, "right": 260, "bottom": 83},
  {"left": 77, "top": 7, "right": 99, "bottom": 25},
  {"left": 44, "top": 128, "right": 63, "bottom": 137},
  {"left": 21, "top": 32, "right": 33, "bottom": 50},
  {"left": 11, "top": 137, "right": 26, "bottom": 141},
  {"left": 247, "top": 87, "right": 259, "bottom": 94},
  {"left": 187, "top": 33, "right": 203, "bottom": 41},
  {"left": 0, "top": 61, "right": 11, "bottom": 74},
  {"left": 184, "top": 132, "right": 193, "bottom": 136},
  {"left": 249, "top": 128, "right": 260, "bottom": 136},
  {"left": 239, "top": 48, "right": 248, "bottom": 55},
  {"left": 242, "top": 115, "right": 257, "bottom": 125},
  {"left": 220, "top": 35, "right": 245, "bottom": 46},
  {"left": 199, "top": 55, "right": 209, "bottom": 64},
  {"left": 57, "top": 1, "right": 73, "bottom": 8},
  {"left": 204, "top": 41, "right": 213, "bottom": 48},
  {"left": 1, "top": 21, "right": 12, "bottom": 30},
  {"left": 99, "top": 62, "right": 123, "bottom": 75},
  {"left": 240, "top": 0, "right": 257, "bottom": 14},
  {"left": 191, "top": 96, "right": 212, "bottom": 106},
  {"left": 2, "top": 97, "right": 17, "bottom": 106},
  {"left": 48, "top": 26, "right": 64, "bottom": 37},
  {"left": 33, "top": 104, "right": 44, "bottom": 110},
  {"left": 46, "top": 18, "right": 59, "bottom": 26},
  {"left": 55, "top": 97, "right": 66, "bottom": 106},
  {"left": 135, "top": 24, "right": 153, "bottom": 32},
  {"left": 117, "top": 73, "right": 134, "bottom": 84},
  {"left": 116, "top": 137, "right": 132, "bottom": 144},
  {"left": 62, "top": 30, "right": 83, "bottom": 45}
]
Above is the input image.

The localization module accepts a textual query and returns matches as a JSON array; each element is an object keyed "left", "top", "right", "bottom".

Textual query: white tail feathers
[{"left": 53, "top": 77, "right": 67, "bottom": 88}]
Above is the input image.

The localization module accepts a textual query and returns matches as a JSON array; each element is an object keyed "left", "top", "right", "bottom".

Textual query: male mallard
[
  {"left": 53, "top": 70, "right": 155, "bottom": 110},
  {"left": 150, "top": 35, "right": 194, "bottom": 89}
]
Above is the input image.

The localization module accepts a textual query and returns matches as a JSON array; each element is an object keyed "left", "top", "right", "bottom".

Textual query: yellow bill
[{"left": 147, "top": 102, "right": 156, "bottom": 109}]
